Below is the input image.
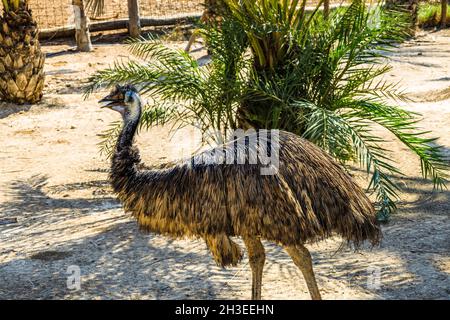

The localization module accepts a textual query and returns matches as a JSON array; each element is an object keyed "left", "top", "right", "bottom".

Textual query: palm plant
[
  {"left": 385, "top": 0, "right": 419, "bottom": 32},
  {"left": 229, "top": 0, "right": 447, "bottom": 220},
  {"left": 86, "top": 0, "right": 448, "bottom": 221},
  {"left": 88, "top": 18, "right": 249, "bottom": 155},
  {"left": 228, "top": 0, "right": 325, "bottom": 129},
  {"left": 0, "top": 0, "right": 45, "bottom": 103}
]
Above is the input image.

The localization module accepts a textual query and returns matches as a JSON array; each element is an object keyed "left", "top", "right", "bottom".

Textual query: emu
[{"left": 99, "top": 84, "right": 380, "bottom": 300}]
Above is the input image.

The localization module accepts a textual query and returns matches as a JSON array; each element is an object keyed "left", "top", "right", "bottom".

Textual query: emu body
[{"left": 101, "top": 85, "right": 381, "bottom": 300}]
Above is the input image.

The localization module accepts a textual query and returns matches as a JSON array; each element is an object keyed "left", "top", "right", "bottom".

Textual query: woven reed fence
[{"left": 26, "top": 0, "right": 204, "bottom": 38}]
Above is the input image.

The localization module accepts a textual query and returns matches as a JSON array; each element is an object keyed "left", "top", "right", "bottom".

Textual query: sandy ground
[{"left": 0, "top": 29, "right": 449, "bottom": 300}]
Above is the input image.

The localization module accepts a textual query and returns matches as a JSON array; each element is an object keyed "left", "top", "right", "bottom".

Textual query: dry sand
[{"left": 0, "top": 29, "right": 449, "bottom": 300}]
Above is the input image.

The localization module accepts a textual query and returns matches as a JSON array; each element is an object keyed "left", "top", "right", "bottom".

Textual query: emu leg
[
  {"left": 285, "top": 244, "right": 322, "bottom": 300},
  {"left": 243, "top": 237, "right": 265, "bottom": 300}
]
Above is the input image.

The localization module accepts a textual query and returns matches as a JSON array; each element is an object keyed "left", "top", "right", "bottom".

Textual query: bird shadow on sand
[
  {"left": 0, "top": 174, "right": 242, "bottom": 299},
  {"left": 0, "top": 220, "right": 237, "bottom": 299},
  {"left": 0, "top": 172, "right": 449, "bottom": 299},
  {"left": 0, "top": 174, "right": 120, "bottom": 217}
]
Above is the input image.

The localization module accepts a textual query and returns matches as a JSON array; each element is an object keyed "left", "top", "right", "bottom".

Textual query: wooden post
[
  {"left": 441, "top": 0, "right": 448, "bottom": 28},
  {"left": 73, "top": 0, "right": 93, "bottom": 52},
  {"left": 128, "top": 0, "right": 141, "bottom": 37},
  {"left": 323, "top": 0, "right": 330, "bottom": 20}
]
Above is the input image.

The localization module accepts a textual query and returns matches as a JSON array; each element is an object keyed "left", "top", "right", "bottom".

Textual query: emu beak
[
  {"left": 99, "top": 95, "right": 119, "bottom": 108},
  {"left": 99, "top": 93, "right": 126, "bottom": 114}
]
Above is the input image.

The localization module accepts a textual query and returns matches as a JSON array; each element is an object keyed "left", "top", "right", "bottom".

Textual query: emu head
[{"left": 99, "top": 84, "right": 141, "bottom": 121}]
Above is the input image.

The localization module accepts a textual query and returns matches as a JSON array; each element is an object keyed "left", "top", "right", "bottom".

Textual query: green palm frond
[
  {"left": 97, "top": 102, "right": 178, "bottom": 158},
  {"left": 97, "top": 120, "right": 121, "bottom": 157},
  {"left": 87, "top": 18, "right": 249, "bottom": 146},
  {"left": 299, "top": 101, "right": 401, "bottom": 221},
  {"left": 224, "top": 0, "right": 324, "bottom": 71},
  {"left": 85, "top": 0, "right": 105, "bottom": 16},
  {"left": 346, "top": 101, "right": 449, "bottom": 188},
  {"left": 2, "top": 0, "right": 9, "bottom": 11}
]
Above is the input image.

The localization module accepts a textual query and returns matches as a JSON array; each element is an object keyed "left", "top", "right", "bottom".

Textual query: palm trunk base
[{"left": 0, "top": 3, "right": 45, "bottom": 104}]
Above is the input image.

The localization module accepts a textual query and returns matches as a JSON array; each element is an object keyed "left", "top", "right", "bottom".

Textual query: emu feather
[{"left": 102, "top": 85, "right": 381, "bottom": 300}]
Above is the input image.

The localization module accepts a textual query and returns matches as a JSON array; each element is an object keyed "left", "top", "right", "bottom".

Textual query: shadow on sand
[{"left": 0, "top": 172, "right": 449, "bottom": 299}]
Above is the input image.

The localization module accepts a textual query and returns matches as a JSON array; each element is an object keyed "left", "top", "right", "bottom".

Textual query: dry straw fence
[{"left": 27, "top": 0, "right": 204, "bottom": 38}]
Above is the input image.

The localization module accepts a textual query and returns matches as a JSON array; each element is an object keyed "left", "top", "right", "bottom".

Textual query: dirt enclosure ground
[{"left": 0, "top": 29, "right": 449, "bottom": 300}]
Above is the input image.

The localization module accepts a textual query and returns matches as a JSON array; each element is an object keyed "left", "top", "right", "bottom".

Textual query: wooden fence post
[
  {"left": 441, "top": 0, "right": 448, "bottom": 28},
  {"left": 324, "top": 0, "right": 330, "bottom": 20},
  {"left": 73, "top": 0, "right": 93, "bottom": 51},
  {"left": 128, "top": 0, "right": 141, "bottom": 37}
]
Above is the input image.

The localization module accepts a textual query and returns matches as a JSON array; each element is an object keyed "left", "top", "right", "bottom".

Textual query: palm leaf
[{"left": 85, "top": 0, "right": 105, "bottom": 16}]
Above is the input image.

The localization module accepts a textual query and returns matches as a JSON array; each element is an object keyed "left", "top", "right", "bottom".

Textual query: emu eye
[{"left": 124, "top": 92, "right": 133, "bottom": 103}]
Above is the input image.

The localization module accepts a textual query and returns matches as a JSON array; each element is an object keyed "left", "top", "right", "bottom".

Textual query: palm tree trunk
[
  {"left": 73, "top": 0, "right": 93, "bottom": 52},
  {"left": 0, "top": 0, "right": 45, "bottom": 103}
]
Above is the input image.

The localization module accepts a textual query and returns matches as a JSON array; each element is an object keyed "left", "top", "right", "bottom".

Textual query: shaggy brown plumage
[
  {"left": 101, "top": 85, "right": 381, "bottom": 300},
  {"left": 112, "top": 131, "right": 380, "bottom": 264}
]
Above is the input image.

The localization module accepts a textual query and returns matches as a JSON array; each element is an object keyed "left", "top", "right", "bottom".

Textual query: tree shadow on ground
[
  {"left": 0, "top": 97, "right": 69, "bottom": 120},
  {"left": 0, "top": 103, "right": 31, "bottom": 119},
  {"left": 0, "top": 175, "right": 120, "bottom": 217}
]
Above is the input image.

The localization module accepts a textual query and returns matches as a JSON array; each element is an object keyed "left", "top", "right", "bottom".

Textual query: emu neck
[
  {"left": 111, "top": 98, "right": 143, "bottom": 184},
  {"left": 118, "top": 116, "right": 139, "bottom": 151},
  {"left": 117, "top": 103, "right": 141, "bottom": 152}
]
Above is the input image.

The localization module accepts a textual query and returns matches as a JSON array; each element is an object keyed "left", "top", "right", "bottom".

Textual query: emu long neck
[
  {"left": 111, "top": 96, "right": 143, "bottom": 186},
  {"left": 117, "top": 99, "right": 141, "bottom": 152}
]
